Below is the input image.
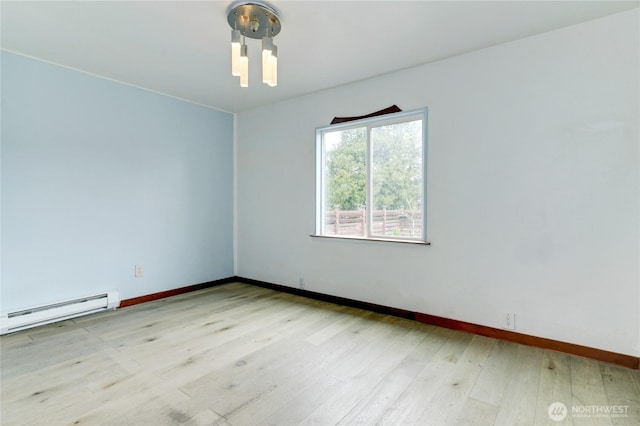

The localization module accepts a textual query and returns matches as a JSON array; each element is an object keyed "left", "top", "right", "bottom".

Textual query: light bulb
[
  {"left": 268, "top": 45, "right": 277, "bottom": 87},
  {"left": 240, "top": 44, "right": 248, "bottom": 87},
  {"left": 262, "top": 37, "right": 274, "bottom": 84},
  {"left": 231, "top": 30, "right": 241, "bottom": 77}
]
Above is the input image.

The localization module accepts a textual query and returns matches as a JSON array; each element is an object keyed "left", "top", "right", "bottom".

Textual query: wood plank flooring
[{"left": 1, "top": 282, "right": 639, "bottom": 425}]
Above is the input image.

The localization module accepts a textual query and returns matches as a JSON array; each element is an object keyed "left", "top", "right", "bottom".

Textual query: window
[{"left": 315, "top": 108, "right": 428, "bottom": 243}]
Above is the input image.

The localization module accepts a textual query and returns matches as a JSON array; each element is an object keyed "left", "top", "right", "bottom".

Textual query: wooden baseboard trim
[
  {"left": 120, "top": 277, "right": 236, "bottom": 308},
  {"left": 413, "top": 312, "right": 639, "bottom": 370},
  {"left": 238, "top": 276, "right": 416, "bottom": 320},
  {"left": 236, "top": 276, "right": 639, "bottom": 370}
]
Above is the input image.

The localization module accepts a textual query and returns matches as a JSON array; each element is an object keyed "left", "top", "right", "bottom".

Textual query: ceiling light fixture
[{"left": 227, "top": 1, "right": 281, "bottom": 88}]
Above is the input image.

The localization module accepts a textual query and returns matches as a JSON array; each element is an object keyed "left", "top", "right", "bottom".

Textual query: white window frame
[{"left": 314, "top": 108, "right": 428, "bottom": 244}]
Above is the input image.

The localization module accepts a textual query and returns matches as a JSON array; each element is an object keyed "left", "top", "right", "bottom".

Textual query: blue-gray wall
[{"left": 1, "top": 51, "right": 234, "bottom": 311}]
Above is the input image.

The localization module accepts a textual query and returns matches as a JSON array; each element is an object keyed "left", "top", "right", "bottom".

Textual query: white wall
[
  {"left": 237, "top": 10, "right": 639, "bottom": 356},
  {"left": 1, "top": 52, "right": 234, "bottom": 311}
]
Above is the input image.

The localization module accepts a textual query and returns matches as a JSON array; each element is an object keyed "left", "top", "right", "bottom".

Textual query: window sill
[{"left": 309, "top": 234, "right": 431, "bottom": 245}]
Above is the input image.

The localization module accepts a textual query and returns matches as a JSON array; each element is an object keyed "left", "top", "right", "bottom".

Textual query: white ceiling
[{"left": 2, "top": 1, "right": 638, "bottom": 113}]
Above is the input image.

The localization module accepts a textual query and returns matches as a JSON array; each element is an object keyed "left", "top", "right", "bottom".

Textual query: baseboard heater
[{"left": 0, "top": 289, "right": 120, "bottom": 335}]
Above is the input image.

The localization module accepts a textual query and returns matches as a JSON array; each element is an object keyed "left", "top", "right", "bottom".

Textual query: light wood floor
[{"left": 1, "top": 282, "right": 639, "bottom": 426}]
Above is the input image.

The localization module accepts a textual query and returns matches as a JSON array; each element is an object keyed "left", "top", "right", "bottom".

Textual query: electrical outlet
[
  {"left": 298, "top": 278, "right": 305, "bottom": 289},
  {"left": 135, "top": 264, "right": 144, "bottom": 277},
  {"left": 502, "top": 312, "right": 515, "bottom": 330}
]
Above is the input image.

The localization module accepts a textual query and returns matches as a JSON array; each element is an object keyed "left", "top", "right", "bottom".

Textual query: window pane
[
  {"left": 370, "top": 120, "right": 423, "bottom": 238},
  {"left": 323, "top": 127, "right": 366, "bottom": 236}
]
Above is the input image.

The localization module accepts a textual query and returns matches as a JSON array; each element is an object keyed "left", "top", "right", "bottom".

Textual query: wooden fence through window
[{"left": 325, "top": 209, "right": 422, "bottom": 238}]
